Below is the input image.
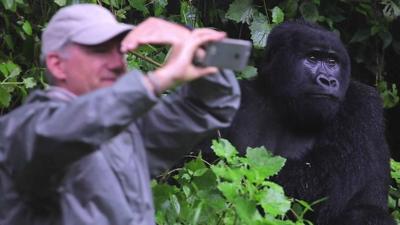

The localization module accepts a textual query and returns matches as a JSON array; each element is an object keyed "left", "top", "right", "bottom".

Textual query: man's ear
[{"left": 46, "top": 52, "right": 67, "bottom": 82}]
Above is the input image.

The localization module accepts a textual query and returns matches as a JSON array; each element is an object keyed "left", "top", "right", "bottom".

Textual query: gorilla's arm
[{"left": 330, "top": 81, "right": 394, "bottom": 225}]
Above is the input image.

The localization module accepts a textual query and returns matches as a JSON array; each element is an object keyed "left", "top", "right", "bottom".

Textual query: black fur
[{"left": 203, "top": 20, "right": 394, "bottom": 224}]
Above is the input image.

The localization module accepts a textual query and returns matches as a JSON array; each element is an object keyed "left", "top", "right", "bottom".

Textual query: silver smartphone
[{"left": 195, "top": 38, "right": 252, "bottom": 71}]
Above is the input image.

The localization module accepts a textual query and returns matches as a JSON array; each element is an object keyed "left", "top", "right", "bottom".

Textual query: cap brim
[{"left": 71, "top": 22, "right": 134, "bottom": 45}]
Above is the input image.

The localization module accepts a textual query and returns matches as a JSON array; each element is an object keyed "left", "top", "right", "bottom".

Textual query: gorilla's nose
[{"left": 316, "top": 74, "right": 339, "bottom": 91}]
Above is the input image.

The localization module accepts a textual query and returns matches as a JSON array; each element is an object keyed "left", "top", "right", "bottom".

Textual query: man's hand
[
  {"left": 120, "top": 17, "right": 226, "bottom": 94},
  {"left": 121, "top": 17, "right": 191, "bottom": 51}
]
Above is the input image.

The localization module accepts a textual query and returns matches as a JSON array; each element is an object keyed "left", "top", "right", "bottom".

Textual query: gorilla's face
[{"left": 262, "top": 25, "right": 351, "bottom": 132}]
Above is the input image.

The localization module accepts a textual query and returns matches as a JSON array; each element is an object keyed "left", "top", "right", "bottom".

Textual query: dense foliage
[
  {"left": 153, "top": 139, "right": 324, "bottom": 225},
  {"left": 1, "top": 0, "right": 400, "bottom": 112},
  {"left": 156, "top": 139, "right": 400, "bottom": 224}
]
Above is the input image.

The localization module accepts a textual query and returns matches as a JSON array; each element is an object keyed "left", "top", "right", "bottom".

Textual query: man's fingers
[
  {"left": 194, "top": 48, "right": 206, "bottom": 61},
  {"left": 120, "top": 42, "right": 138, "bottom": 53},
  {"left": 190, "top": 29, "right": 226, "bottom": 48},
  {"left": 186, "top": 66, "right": 219, "bottom": 81}
]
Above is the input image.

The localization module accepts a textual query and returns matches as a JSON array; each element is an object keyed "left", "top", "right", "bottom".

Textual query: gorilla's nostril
[
  {"left": 317, "top": 75, "right": 330, "bottom": 87},
  {"left": 317, "top": 75, "right": 339, "bottom": 89},
  {"left": 319, "top": 77, "right": 330, "bottom": 86}
]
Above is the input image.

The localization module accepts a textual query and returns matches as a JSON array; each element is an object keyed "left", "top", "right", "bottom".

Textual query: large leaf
[
  {"left": 272, "top": 6, "right": 285, "bottom": 24},
  {"left": 23, "top": 77, "right": 37, "bottom": 89},
  {"left": 128, "top": 0, "right": 149, "bottom": 15},
  {"left": 54, "top": 0, "right": 66, "bottom": 6},
  {"left": 217, "top": 182, "right": 237, "bottom": 201},
  {"left": 211, "top": 163, "right": 244, "bottom": 182},
  {"left": 22, "top": 20, "right": 32, "bottom": 36},
  {"left": 350, "top": 28, "right": 371, "bottom": 43},
  {"left": 383, "top": 1, "right": 400, "bottom": 21},
  {"left": 379, "top": 29, "right": 393, "bottom": 49},
  {"left": 249, "top": 13, "right": 271, "bottom": 48},
  {"left": 246, "top": 146, "right": 286, "bottom": 180},
  {"left": 4, "top": 34, "right": 14, "bottom": 50},
  {"left": 300, "top": 2, "right": 319, "bottom": 22},
  {"left": 259, "top": 183, "right": 291, "bottom": 217},
  {"left": 0, "top": 64, "right": 9, "bottom": 77},
  {"left": 238, "top": 65, "right": 258, "bottom": 80},
  {"left": 211, "top": 138, "right": 238, "bottom": 163},
  {"left": 0, "top": 86, "right": 11, "bottom": 107},
  {"left": 225, "top": 0, "right": 254, "bottom": 24},
  {"left": 232, "top": 196, "right": 261, "bottom": 223},
  {"left": 154, "top": 0, "right": 168, "bottom": 17},
  {"left": 1, "top": 0, "right": 15, "bottom": 11},
  {"left": 279, "top": 0, "right": 299, "bottom": 18}
]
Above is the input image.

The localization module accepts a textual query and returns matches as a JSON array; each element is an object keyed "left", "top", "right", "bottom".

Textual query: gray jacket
[{"left": 0, "top": 70, "right": 240, "bottom": 225}]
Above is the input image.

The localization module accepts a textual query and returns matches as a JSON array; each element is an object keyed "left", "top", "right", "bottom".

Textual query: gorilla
[{"left": 204, "top": 20, "right": 395, "bottom": 224}]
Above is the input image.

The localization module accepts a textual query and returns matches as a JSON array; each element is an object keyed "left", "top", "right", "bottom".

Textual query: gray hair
[{"left": 42, "top": 41, "right": 72, "bottom": 85}]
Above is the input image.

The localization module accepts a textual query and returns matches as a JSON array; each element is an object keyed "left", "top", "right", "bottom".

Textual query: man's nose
[{"left": 107, "top": 48, "right": 126, "bottom": 70}]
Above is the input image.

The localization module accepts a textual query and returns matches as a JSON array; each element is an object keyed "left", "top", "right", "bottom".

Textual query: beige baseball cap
[{"left": 41, "top": 4, "right": 133, "bottom": 60}]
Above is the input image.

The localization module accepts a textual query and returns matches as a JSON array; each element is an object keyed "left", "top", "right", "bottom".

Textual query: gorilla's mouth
[{"left": 306, "top": 93, "right": 339, "bottom": 101}]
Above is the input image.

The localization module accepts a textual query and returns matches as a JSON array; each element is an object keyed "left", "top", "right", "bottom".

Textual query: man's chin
[{"left": 100, "top": 79, "right": 117, "bottom": 87}]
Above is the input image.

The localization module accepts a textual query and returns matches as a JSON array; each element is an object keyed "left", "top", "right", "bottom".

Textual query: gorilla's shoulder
[
  {"left": 238, "top": 79, "right": 265, "bottom": 107},
  {"left": 347, "top": 80, "right": 381, "bottom": 102},
  {"left": 340, "top": 80, "right": 385, "bottom": 133},
  {"left": 344, "top": 80, "right": 383, "bottom": 113}
]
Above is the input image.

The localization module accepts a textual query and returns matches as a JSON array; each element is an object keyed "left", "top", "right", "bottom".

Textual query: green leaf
[
  {"left": 170, "top": 194, "right": 181, "bottom": 215},
  {"left": 4, "top": 34, "right": 14, "bottom": 50},
  {"left": 379, "top": 30, "right": 393, "bottom": 49},
  {"left": 128, "top": 0, "right": 149, "bottom": 15},
  {"left": 238, "top": 66, "right": 258, "bottom": 80},
  {"left": 1, "top": 0, "right": 15, "bottom": 11},
  {"left": 185, "top": 156, "right": 207, "bottom": 171},
  {"left": 313, "top": 0, "right": 320, "bottom": 5},
  {"left": 356, "top": 3, "right": 373, "bottom": 17},
  {"left": 299, "top": 2, "right": 319, "bottom": 22},
  {"left": 249, "top": 13, "right": 271, "bottom": 48},
  {"left": 54, "top": 0, "right": 66, "bottom": 6},
  {"left": 211, "top": 163, "right": 244, "bottom": 182},
  {"left": 279, "top": 0, "right": 298, "bottom": 18},
  {"left": 225, "top": 0, "right": 254, "bottom": 24},
  {"left": 192, "top": 202, "right": 203, "bottom": 225},
  {"left": 383, "top": 1, "right": 400, "bottom": 21},
  {"left": 23, "top": 77, "right": 37, "bottom": 89},
  {"left": 8, "top": 65, "right": 21, "bottom": 79},
  {"left": 22, "top": 20, "right": 32, "bottom": 36},
  {"left": 201, "top": 192, "right": 226, "bottom": 211},
  {"left": 272, "top": 6, "right": 284, "bottom": 24},
  {"left": 246, "top": 146, "right": 286, "bottom": 179},
  {"left": 378, "top": 81, "right": 399, "bottom": 108},
  {"left": 350, "top": 28, "right": 370, "bottom": 43},
  {"left": 211, "top": 138, "right": 238, "bottom": 163},
  {"left": 391, "top": 159, "right": 400, "bottom": 184},
  {"left": 154, "top": 0, "right": 168, "bottom": 16},
  {"left": 259, "top": 183, "right": 291, "bottom": 217},
  {"left": 152, "top": 182, "right": 178, "bottom": 209},
  {"left": 232, "top": 196, "right": 261, "bottom": 222},
  {"left": 371, "top": 25, "right": 381, "bottom": 36},
  {"left": 0, "top": 86, "right": 11, "bottom": 107},
  {"left": 217, "top": 182, "right": 237, "bottom": 201},
  {"left": 193, "top": 170, "right": 218, "bottom": 190},
  {"left": 0, "top": 64, "right": 9, "bottom": 77}
]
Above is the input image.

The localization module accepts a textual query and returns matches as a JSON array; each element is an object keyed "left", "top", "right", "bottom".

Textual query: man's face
[{"left": 57, "top": 38, "right": 127, "bottom": 95}]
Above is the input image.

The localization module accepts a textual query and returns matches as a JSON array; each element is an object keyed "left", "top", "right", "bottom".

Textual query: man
[{"left": 0, "top": 4, "right": 240, "bottom": 225}]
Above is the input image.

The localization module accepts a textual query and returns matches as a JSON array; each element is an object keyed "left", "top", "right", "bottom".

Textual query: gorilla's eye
[
  {"left": 326, "top": 58, "right": 337, "bottom": 67},
  {"left": 307, "top": 55, "right": 318, "bottom": 63}
]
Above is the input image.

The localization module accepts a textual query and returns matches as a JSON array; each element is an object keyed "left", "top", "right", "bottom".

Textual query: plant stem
[
  {"left": 131, "top": 51, "right": 163, "bottom": 68},
  {"left": 262, "top": 0, "right": 270, "bottom": 24},
  {"left": 1, "top": 81, "right": 24, "bottom": 85}
]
